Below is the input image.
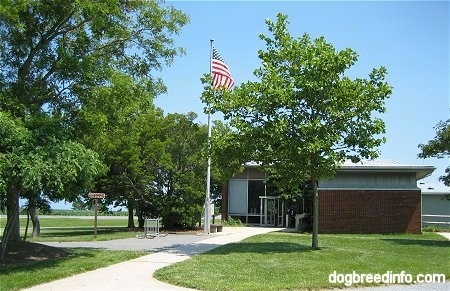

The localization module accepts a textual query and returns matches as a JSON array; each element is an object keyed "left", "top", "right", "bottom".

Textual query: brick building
[{"left": 223, "top": 160, "right": 435, "bottom": 234}]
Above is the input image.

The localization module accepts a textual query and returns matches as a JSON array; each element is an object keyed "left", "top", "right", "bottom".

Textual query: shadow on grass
[
  {"left": 209, "top": 241, "right": 313, "bottom": 254},
  {"left": 381, "top": 238, "right": 450, "bottom": 248},
  {"left": 0, "top": 245, "right": 96, "bottom": 276},
  {"left": 157, "top": 241, "right": 313, "bottom": 257}
]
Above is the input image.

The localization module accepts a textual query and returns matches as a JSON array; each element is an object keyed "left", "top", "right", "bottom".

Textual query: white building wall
[
  {"left": 422, "top": 195, "right": 450, "bottom": 215},
  {"left": 319, "top": 172, "right": 417, "bottom": 189},
  {"left": 419, "top": 182, "right": 450, "bottom": 228}
]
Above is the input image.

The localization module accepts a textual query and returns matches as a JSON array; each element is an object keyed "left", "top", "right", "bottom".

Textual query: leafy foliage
[
  {"left": 0, "top": 0, "right": 189, "bottom": 243},
  {"left": 142, "top": 113, "right": 208, "bottom": 229},
  {"left": 87, "top": 105, "right": 210, "bottom": 229},
  {"left": 418, "top": 119, "right": 450, "bottom": 185},
  {"left": 202, "top": 13, "right": 392, "bottom": 248},
  {"left": 0, "top": 112, "right": 30, "bottom": 197}
]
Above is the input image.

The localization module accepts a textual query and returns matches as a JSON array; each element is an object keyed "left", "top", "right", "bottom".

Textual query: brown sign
[{"left": 88, "top": 192, "right": 105, "bottom": 199}]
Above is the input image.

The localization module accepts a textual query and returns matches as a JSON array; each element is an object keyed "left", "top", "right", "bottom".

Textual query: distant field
[
  {"left": 0, "top": 215, "right": 141, "bottom": 242},
  {"left": 0, "top": 216, "right": 131, "bottom": 228},
  {"left": 0, "top": 209, "right": 129, "bottom": 216},
  {"left": 49, "top": 209, "right": 129, "bottom": 216}
]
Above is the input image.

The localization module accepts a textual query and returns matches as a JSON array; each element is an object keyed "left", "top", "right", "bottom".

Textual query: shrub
[{"left": 224, "top": 217, "right": 243, "bottom": 226}]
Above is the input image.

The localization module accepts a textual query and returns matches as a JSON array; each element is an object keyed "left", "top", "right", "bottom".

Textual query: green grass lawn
[
  {"left": 0, "top": 217, "right": 133, "bottom": 228},
  {"left": 0, "top": 216, "right": 142, "bottom": 242},
  {"left": 155, "top": 232, "right": 450, "bottom": 290},
  {"left": 2, "top": 217, "right": 449, "bottom": 290},
  {"left": 0, "top": 216, "right": 147, "bottom": 290},
  {"left": 0, "top": 245, "right": 147, "bottom": 290}
]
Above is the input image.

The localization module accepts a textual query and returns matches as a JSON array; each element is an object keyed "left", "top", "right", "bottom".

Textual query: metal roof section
[
  {"left": 243, "top": 161, "right": 263, "bottom": 167},
  {"left": 242, "top": 159, "right": 436, "bottom": 181},
  {"left": 418, "top": 182, "right": 450, "bottom": 195},
  {"left": 341, "top": 159, "right": 402, "bottom": 167},
  {"left": 340, "top": 159, "right": 435, "bottom": 180}
]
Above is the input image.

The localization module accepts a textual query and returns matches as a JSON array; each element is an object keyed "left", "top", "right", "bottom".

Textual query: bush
[
  {"left": 224, "top": 217, "right": 243, "bottom": 226},
  {"left": 423, "top": 225, "right": 450, "bottom": 232}
]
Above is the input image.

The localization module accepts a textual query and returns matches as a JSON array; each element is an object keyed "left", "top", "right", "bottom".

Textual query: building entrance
[{"left": 259, "top": 196, "right": 284, "bottom": 226}]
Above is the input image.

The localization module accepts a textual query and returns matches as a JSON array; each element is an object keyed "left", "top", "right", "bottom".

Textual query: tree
[
  {"left": 0, "top": 112, "right": 29, "bottom": 256},
  {"left": 203, "top": 13, "right": 392, "bottom": 249},
  {"left": 150, "top": 112, "right": 208, "bottom": 229},
  {"left": 90, "top": 108, "right": 210, "bottom": 230},
  {"left": 0, "top": 0, "right": 188, "bottom": 244},
  {"left": 22, "top": 193, "right": 51, "bottom": 239},
  {"left": 77, "top": 72, "right": 166, "bottom": 228},
  {"left": 418, "top": 119, "right": 450, "bottom": 185}
]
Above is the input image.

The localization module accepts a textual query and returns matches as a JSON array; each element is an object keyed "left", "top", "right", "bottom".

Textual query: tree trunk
[
  {"left": 6, "top": 185, "right": 21, "bottom": 243},
  {"left": 23, "top": 211, "right": 30, "bottom": 241},
  {"left": 1, "top": 186, "right": 21, "bottom": 263},
  {"left": 127, "top": 199, "right": 135, "bottom": 228},
  {"left": 311, "top": 178, "right": 319, "bottom": 249},
  {"left": 1, "top": 202, "right": 19, "bottom": 263},
  {"left": 29, "top": 207, "right": 41, "bottom": 238},
  {"left": 137, "top": 209, "right": 145, "bottom": 228}
]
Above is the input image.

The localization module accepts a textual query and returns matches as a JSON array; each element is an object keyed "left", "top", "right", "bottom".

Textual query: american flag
[{"left": 211, "top": 48, "right": 234, "bottom": 90}]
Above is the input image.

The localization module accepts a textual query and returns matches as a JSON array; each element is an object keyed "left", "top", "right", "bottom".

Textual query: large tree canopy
[
  {"left": 0, "top": 0, "right": 188, "bottom": 116},
  {"left": 418, "top": 119, "right": 450, "bottom": 185},
  {"left": 203, "top": 13, "right": 392, "bottom": 249},
  {"left": 75, "top": 71, "right": 163, "bottom": 228},
  {"left": 0, "top": 0, "right": 189, "bottom": 245}
]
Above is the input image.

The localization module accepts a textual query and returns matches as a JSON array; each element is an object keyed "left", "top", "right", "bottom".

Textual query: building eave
[
  {"left": 339, "top": 160, "right": 436, "bottom": 181},
  {"left": 418, "top": 182, "right": 450, "bottom": 195}
]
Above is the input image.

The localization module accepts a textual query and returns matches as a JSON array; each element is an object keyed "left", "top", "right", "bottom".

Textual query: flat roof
[
  {"left": 244, "top": 159, "right": 436, "bottom": 180},
  {"left": 340, "top": 159, "right": 435, "bottom": 180},
  {"left": 418, "top": 182, "right": 450, "bottom": 195}
]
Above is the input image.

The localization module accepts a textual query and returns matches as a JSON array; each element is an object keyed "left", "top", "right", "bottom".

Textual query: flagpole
[{"left": 204, "top": 39, "right": 214, "bottom": 235}]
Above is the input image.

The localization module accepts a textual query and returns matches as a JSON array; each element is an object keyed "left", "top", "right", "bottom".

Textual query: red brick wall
[{"left": 319, "top": 189, "right": 421, "bottom": 234}]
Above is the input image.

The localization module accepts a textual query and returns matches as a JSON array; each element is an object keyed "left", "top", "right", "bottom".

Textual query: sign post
[{"left": 88, "top": 192, "right": 106, "bottom": 239}]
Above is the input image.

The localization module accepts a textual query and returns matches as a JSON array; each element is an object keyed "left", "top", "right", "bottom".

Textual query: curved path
[
  {"left": 24, "top": 227, "right": 283, "bottom": 290},
  {"left": 23, "top": 229, "right": 449, "bottom": 291}
]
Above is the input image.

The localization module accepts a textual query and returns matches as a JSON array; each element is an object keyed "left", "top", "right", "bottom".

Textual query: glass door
[
  {"left": 260, "top": 196, "right": 281, "bottom": 226},
  {"left": 266, "top": 198, "right": 276, "bottom": 225}
]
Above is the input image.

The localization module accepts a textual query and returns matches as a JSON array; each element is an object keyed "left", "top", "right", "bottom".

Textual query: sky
[
  {"left": 154, "top": 0, "right": 449, "bottom": 183},
  {"left": 49, "top": 1, "right": 449, "bottom": 210}
]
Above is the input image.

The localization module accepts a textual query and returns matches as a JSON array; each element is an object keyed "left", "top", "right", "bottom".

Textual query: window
[
  {"left": 229, "top": 180, "right": 247, "bottom": 214},
  {"left": 248, "top": 180, "right": 265, "bottom": 214}
]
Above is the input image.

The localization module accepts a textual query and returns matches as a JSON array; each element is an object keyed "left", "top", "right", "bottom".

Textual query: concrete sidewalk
[
  {"left": 23, "top": 230, "right": 450, "bottom": 291},
  {"left": 24, "top": 227, "right": 284, "bottom": 291},
  {"left": 438, "top": 232, "right": 450, "bottom": 240}
]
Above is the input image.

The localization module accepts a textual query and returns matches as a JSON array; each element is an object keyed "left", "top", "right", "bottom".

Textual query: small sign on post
[
  {"left": 88, "top": 192, "right": 106, "bottom": 239},
  {"left": 88, "top": 192, "right": 106, "bottom": 199}
]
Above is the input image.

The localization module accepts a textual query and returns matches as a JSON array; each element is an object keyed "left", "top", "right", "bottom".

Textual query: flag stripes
[{"left": 211, "top": 48, "right": 234, "bottom": 90}]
